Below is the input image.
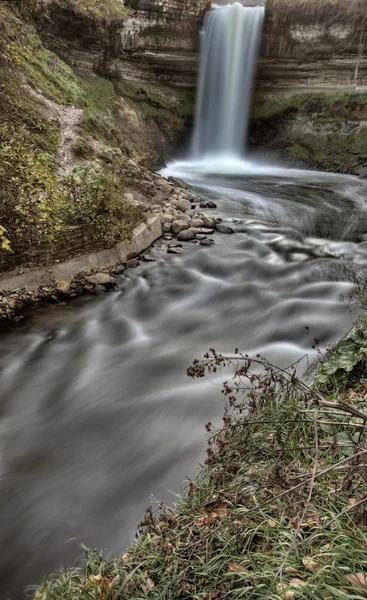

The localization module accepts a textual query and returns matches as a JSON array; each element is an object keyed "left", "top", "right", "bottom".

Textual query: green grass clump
[
  {"left": 252, "top": 92, "right": 367, "bottom": 122},
  {"left": 32, "top": 347, "right": 367, "bottom": 599},
  {"left": 21, "top": 33, "right": 84, "bottom": 106}
]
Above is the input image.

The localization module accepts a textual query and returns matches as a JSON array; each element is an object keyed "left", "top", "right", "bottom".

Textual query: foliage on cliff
[{"left": 31, "top": 339, "right": 367, "bottom": 600}]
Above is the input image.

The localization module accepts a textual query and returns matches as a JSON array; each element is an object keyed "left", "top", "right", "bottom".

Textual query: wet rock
[
  {"left": 172, "top": 198, "right": 191, "bottom": 213},
  {"left": 172, "top": 220, "right": 190, "bottom": 235},
  {"left": 86, "top": 273, "right": 117, "bottom": 286},
  {"left": 196, "top": 234, "right": 207, "bottom": 241},
  {"left": 167, "top": 246, "right": 183, "bottom": 255},
  {"left": 190, "top": 227, "right": 215, "bottom": 235},
  {"left": 168, "top": 241, "right": 183, "bottom": 248},
  {"left": 177, "top": 229, "right": 195, "bottom": 242},
  {"left": 215, "top": 217, "right": 223, "bottom": 224},
  {"left": 200, "top": 238, "right": 215, "bottom": 246},
  {"left": 142, "top": 254, "right": 155, "bottom": 262},
  {"left": 164, "top": 234, "right": 173, "bottom": 240},
  {"left": 93, "top": 284, "right": 106, "bottom": 294},
  {"left": 200, "top": 200, "right": 217, "bottom": 209},
  {"left": 127, "top": 258, "right": 140, "bottom": 268},
  {"left": 114, "top": 265, "right": 126, "bottom": 275},
  {"left": 202, "top": 216, "right": 216, "bottom": 229},
  {"left": 216, "top": 224, "right": 234, "bottom": 234},
  {"left": 190, "top": 218, "right": 205, "bottom": 228},
  {"left": 168, "top": 176, "right": 190, "bottom": 189}
]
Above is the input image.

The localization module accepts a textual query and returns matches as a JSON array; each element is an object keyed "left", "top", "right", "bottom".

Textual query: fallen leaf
[
  {"left": 302, "top": 557, "right": 320, "bottom": 573},
  {"left": 346, "top": 572, "right": 367, "bottom": 590},
  {"left": 92, "top": 574, "right": 102, "bottom": 582},
  {"left": 276, "top": 583, "right": 295, "bottom": 599},
  {"left": 348, "top": 498, "right": 358, "bottom": 506},
  {"left": 121, "top": 553, "right": 129, "bottom": 561},
  {"left": 290, "top": 578, "right": 307, "bottom": 589},
  {"left": 268, "top": 519, "right": 277, "bottom": 527},
  {"left": 358, "top": 539, "right": 367, "bottom": 550},
  {"left": 285, "top": 567, "right": 304, "bottom": 577},
  {"left": 228, "top": 562, "right": 244, "bottom": 573},
  {"left": 215, "top": 503, "right": 228, "bottom": 517}
]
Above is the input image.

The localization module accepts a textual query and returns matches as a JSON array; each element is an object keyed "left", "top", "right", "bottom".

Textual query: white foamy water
[{"left": 192, "top": 3, "right": 264, "bottom": 158}]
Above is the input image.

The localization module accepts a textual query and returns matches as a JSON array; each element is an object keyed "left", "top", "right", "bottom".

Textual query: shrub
[
  {"left": 0, "top": 124, "right": 64, "bottom": 252},
  {"left": 62, "top": 164, "right": 144, "bottom": 246}
]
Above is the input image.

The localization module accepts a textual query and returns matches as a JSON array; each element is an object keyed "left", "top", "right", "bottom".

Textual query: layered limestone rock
[{"left": 251, "top": 0, "right": 367, "bottom": 175}]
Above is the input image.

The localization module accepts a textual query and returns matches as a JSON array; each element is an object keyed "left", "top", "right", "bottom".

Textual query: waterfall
[{"left": 191, "top": 3, "right": 264, "bottom": 159}]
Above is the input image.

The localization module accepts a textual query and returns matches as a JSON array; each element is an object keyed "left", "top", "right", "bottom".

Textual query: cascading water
[{"left": 191, "top": 3, "right": 264, "bottom": 159}]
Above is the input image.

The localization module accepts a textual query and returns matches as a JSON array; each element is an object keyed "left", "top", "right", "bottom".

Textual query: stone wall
[{"left": 0, "top": 225, "right": 96, "bottom": 273}]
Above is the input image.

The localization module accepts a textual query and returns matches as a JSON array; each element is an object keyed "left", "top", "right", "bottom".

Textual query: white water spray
[{"left": 191, "top": 3, "right": 264, "bottom": 159}]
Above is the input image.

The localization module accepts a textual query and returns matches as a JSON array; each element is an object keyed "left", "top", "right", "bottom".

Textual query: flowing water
[
  {"left": 2, "top": 3, "right": 367, "bottom": 599},
  {"left": 192, "top": 4, "right": 264, "bottom": 157}
]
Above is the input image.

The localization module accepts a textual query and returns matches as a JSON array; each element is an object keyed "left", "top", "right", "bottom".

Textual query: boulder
[
  {"left": 172, "top": 220, "right": 190, "bottom": 235},
  {"left": 202, "top": 216, "right": 216, "bottom": 229},
  {"left": 86, "top": 273, "right": 116, "bottom": 286},
  {"left": 190, "top": 218, "right": 205, "bottom": 228},
  {"left": 172, "top": 198, "right": 191, "bottom": 213},
  {"left": 216, "top": 224, "right": 234, "bottom": 234},
  {"left": 127, "top": 258, "right": 140, "bottom": 268},
  {"left": 177, "top": 229, "right": 195, "bottom": 242}
]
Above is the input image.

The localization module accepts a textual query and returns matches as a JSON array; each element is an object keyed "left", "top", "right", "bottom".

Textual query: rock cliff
[{"left": 251, "top": 0, "right": 367, "bottom": 175}]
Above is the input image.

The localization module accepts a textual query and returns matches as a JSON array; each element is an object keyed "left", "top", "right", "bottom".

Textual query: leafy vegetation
[
  {"left": 62, "top": 164, "right": 144, "bottom": 245},
  {"left": 31, "top": 345, "right": 367, "bottom": 600},
  {"left": 62, "top": 0, "right": 127, "bottom": 25},
  {"left": 316, "top": 322, "right": 367, "bottom": 389}
]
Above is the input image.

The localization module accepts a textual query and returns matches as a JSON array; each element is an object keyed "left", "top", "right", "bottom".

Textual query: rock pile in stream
[{"left": 0, "top": 168, "right": 233, "bottom": 325}]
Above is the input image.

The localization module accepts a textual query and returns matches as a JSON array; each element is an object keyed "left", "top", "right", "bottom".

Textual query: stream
[{"left": 1, "top": 160, "right": 367, "bottom": 598}]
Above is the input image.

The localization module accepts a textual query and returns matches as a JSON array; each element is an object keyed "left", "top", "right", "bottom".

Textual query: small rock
[
  {"left": 127, "top": 258, "right": 140, "bottom": 268},
  {"left": 162, "top": 214, "right": 174, "bottom": 224},
  {"left": 167, "top": 247, "right": 183, "bottom": 255},
  {"left": 200, "top": 238, "right": 215, "bottom": 246},
  {"left": 216, "top": 224, "right": 234, "bottom": 234},
  {"left": 177, "top": 229, "right": 195, "bottom": 242},
  {"left": 8, "top": 298, "right": 23, "bottom": 310},
  {"left": 163, "top": 222, "right": 172, "bottom": 233},
  {"left": 208, "top": 201, "right": 217, "bottom": 209},
  {"left": 87, "top": 273, "right": 117, "bottom": 286},
  {"left": 114, "top": 265, "right": 126, "bottom": 275},
  {"left": 168, "top": 241, "right": 183, "bottom": 248},
  {"left": 93, "top": 285, "right": 106, "bottom": 294},
  {"left": 55, "top": 280, "right": 70, "bottom": 293},
  {"left": 142, "top": 254, "right": 155, "bottom": 262},
  {"left": 215, "top": 217, "right": 223, "bottom": 224},
  {"left": 164, "top": 234, "right": 173, "bottom": 240},
  {"left": 172, "top": 220, "right": 190, "bottom": 235},
  {"left": 196, "top": 234, "right": 207, "bottom": 241}
]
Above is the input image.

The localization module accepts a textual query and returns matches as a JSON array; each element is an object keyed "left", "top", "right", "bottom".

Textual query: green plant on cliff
[
  {"left": 62, "top": 164, "right": 144, "bottom": 246},
  {"left": 0, "top": 124, "right": 64, "bottom": 252},
  {"left": 63, "top": 0, "right": 127, "bottom": 24}
]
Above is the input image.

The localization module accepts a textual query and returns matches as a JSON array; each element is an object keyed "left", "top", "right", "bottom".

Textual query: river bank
[{"left": 32, "top": 323, "right": 367, "bottom": 599}]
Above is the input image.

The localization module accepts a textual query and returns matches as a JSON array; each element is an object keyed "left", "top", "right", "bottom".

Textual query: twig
[{"left": 323, "top": 493, "right": 367, "bottom": 530}]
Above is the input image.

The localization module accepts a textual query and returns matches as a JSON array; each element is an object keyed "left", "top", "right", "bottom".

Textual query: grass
[
  {"left": 31, "top": 332, "right": 367, "bottom": 599},
  {"left": 61, "top": 0, "right": 127, "bottom": 25},
  {"left": 252, "top": 92, "right": 367, "bottom": 122}
]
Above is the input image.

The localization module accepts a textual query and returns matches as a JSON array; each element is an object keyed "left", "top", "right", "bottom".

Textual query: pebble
[
  {"left": 127, "top": 258, "right": 140, "bottom": 268},
  {"left": 200, "top": 238, "right": 215, "bottom": 246},
  {"left": 114, "top": 265, "right": 126, "bottom": 275}
]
